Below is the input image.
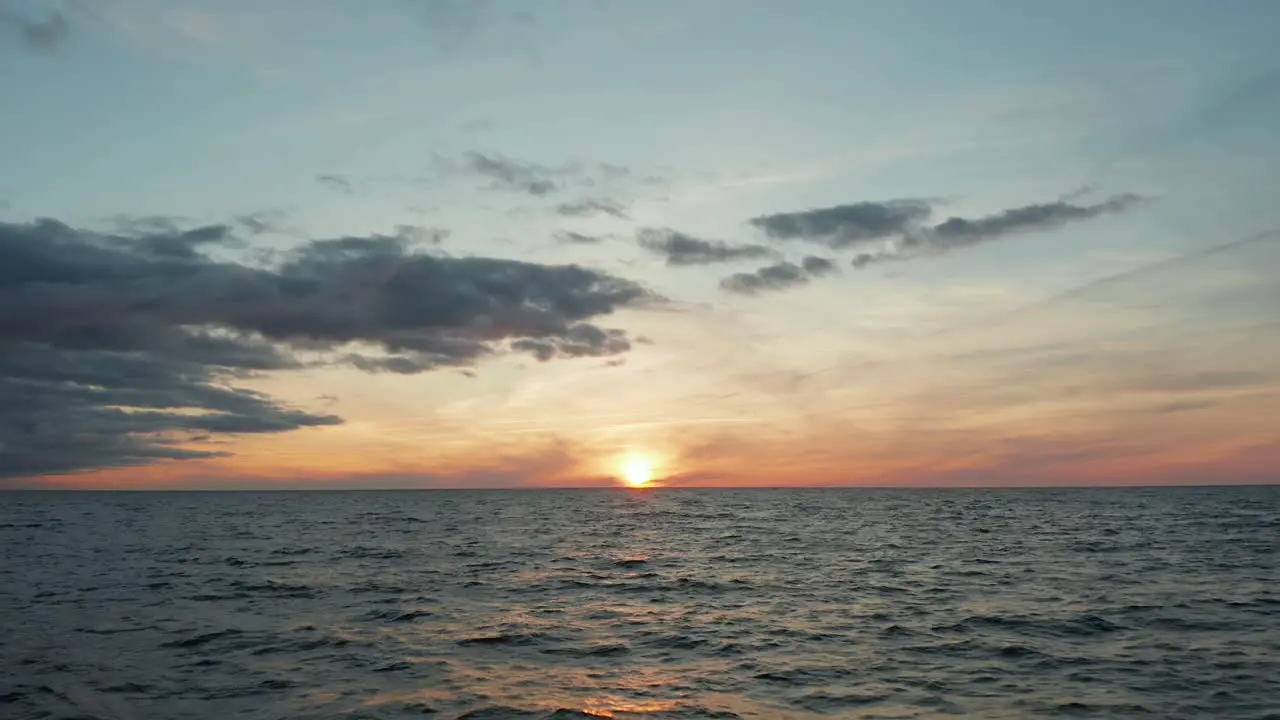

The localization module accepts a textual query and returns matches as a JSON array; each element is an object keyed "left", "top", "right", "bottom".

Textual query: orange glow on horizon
[{"left": 619, "top": 454, "right": 655, "bottom": 487}]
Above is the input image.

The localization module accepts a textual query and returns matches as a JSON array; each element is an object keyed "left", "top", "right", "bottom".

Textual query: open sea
[{"left": 1, "top": 487, "right": 1278, "bottom": 720}]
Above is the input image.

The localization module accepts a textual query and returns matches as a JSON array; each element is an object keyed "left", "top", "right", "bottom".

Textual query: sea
[{"left": 1, "top": 487, "right": 1278, "bottom": 720}]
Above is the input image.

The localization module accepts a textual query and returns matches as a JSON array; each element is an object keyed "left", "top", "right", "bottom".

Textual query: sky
[{"left": 1, "top": 0, "right": 1278, "bottom": 489}]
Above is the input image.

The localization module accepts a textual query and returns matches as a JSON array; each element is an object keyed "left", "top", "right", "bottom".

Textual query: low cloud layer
[
  {"left": 0, "top": 218, "right": 650, "bottom": 478},
  {"left": 720, "top": 256, "right": 837, "bottom": 295},
  {"left": 637, "top": 228, "right": 774, "bottom": 266}
]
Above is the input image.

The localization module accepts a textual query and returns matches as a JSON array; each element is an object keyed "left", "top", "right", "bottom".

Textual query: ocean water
[{"left": 1, "top": 488, "right": 1278, "bottom": 720}]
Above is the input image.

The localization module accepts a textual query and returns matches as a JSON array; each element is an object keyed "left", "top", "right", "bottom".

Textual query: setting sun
[{"left": 620, "top": 456, "right": 654, "bottom": 487}]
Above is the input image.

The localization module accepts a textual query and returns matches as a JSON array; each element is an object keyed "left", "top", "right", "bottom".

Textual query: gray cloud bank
[
  {"left": 0, "top": 218, "right": 650, "bottom": 478},
  {"left": 316, "top": 174, "right": 355, "bottom": 194}
]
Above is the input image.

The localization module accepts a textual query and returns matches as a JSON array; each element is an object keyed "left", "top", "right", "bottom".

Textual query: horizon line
[{"left": 3, "top": 481, "right": 1277, "bottom": 492}]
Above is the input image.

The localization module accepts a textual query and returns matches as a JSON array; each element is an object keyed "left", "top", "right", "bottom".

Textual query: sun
[{"left": 620, "top": 456, "right": 654, "bottom": 488}]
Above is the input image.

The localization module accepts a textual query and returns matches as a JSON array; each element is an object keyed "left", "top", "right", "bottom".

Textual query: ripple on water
[{"left": 1, "top": 487, "right": 1278, "bottom": 719}]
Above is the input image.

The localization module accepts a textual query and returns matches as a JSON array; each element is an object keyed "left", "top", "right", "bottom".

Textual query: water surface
[{"left": 2, "top": 487, "right": 1278, "bottom": 719}]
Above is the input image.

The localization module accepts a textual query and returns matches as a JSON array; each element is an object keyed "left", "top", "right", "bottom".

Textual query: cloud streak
[
  {"left": 554, "top": 230, "right": 607, "bottom": 245},
  {"left": 637, "top": 228, "right": 774, "bottom": 266},
  {"left": 750, "top": 200, "right": 934, "bottom": 248},
  {"left": 555, "top": 198, "right": 629, "bottom": 219},
  {"left": 919, "top": 194, "right": 1144, "bottom": 249},
  {"left": 463, "top": 151, "right": 562, "bottom": 196},
  {"left": 720, "top": 256, "right": 837, "bottom": 295},
  {"left": 434, "top": 152, "right": 648, "bottom": 199},
  {"left": 316, "top": 174, "right": 354, "bottom": 194},
  {"left": 751, "top": 193, "right": 1144, "bottom": 269},
  {"left": 843, "top": 194, "right": 1144, "bottom": 268}
]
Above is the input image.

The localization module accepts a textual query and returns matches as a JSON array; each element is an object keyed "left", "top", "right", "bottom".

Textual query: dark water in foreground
[{"left": 2, "top": 488, "right": 1279, "bottom": 720}]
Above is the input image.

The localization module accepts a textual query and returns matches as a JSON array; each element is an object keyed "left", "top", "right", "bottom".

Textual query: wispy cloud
[
  {"left": 554, "top": 230, "right": 607, "bottom": 245},
  {"left": 931, "top": 228, "right": 1279, "bottom": 339},
  {"left": 432, "top": 152, "right": 654, "bottom": 200},
  {"left": 316, "top": 174, "right": 355, "bottom": 194},
  {"left": 408, "top": 0, "right": 538, "bottom": 60},
  {"left": 0, "top": 6, "right": 70, "bottom": 53},
  {"left": 66, "top": 0, "right": 236, "bottom": 50},
  {"left": 458, "top": 151, "right": 564, "bottom": 196},
  {"left": 555, "top": 197, "right": 629, "bottom": 219},
  {"left": 234, "top": 209, "right": 288, "bottom": 236}
]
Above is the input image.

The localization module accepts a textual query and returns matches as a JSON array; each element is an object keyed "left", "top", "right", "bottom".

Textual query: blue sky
[{"left": 1, "top": 0, "right": 1278, "bottom": 487}]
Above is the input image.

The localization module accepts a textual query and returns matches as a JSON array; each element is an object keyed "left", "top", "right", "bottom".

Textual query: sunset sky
[{"left": 2, "top": 0, "right": 1278, "bottom": 489}]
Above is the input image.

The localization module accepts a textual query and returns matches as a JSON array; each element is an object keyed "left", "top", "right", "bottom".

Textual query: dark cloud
[
  {"left": 0, "top": 341, "right": 337, "bottom": 479},
  {"left": 749, "top": 200, "right": 934, "bottom": 248},
  {"left": 554, "top": 230, "right": 606, "bottom": 245},
  {"left": 316, "top": 174, "right": 354, "bottom": 194},
  {"left": 555, "top": 198, "right": 629, "bottom": 219},
  {"left": 851, "top": 251, "right": 896, "bottom": 269},
  {"left": 843, "top": 194, "right": 1145, "bottom": 269},
  {"left": 132, "top": 223, "right": 241, "bottom": 259},
  {"left": 0, "top": 7, "right": 70, "bottom": 53},
  {"left": 754, "top": 192, "right": 1132, "bottom": 261},
  {"left": 510, "top": 324, "right": 631, "bottom": 362},
  {"left": 0, "top": 217, "right": 650, "bottom": 478},
  {"left": 920, "top": 194, "right": 1144, "bottom": 250},
  {"left": 800, "top": 255, "right": 838, "bottom": 276},
  {"left": 463, "top": 151, "right": 561, "bottom": 196},
  {"left": 720, "top": 255, "right": 836, "bottom": 295},
  {"left": 637, "top": 228, "right": 773, "bottom": 266}
]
